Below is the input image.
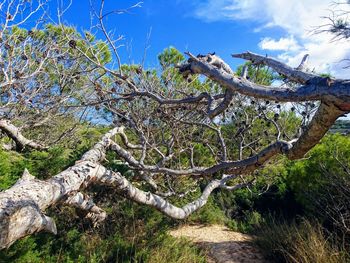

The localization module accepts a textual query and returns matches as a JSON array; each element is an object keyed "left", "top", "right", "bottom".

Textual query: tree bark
[
  {"left": 0, "top": 128, "right": 120, "bottom": 249},
  {"left": 0, "top": 119, "right": 47, "bottom": 151}
]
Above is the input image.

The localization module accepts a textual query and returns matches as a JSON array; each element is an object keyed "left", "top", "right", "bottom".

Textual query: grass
[
  {"left": 254, "top": 218, "right": 349, "bottom": 263},
  {"left": 145, "top": 235, "right": 207, "bottom": 263}
]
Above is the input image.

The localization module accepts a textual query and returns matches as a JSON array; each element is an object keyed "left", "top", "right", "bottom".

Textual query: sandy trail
[{"left": 169, "top": 224, "right": 268, "bottom": 263}]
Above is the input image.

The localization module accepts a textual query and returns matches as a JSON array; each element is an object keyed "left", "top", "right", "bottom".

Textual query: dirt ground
[{"left": 169, "top": 224, "right": 268, "bottom": 263}]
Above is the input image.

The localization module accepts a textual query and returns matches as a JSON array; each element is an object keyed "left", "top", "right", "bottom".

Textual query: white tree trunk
[{"left": 0, "top": 128, "right": 120, "bottom": 249}]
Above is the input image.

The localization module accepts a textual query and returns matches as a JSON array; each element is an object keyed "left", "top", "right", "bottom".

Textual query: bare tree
[
  {"left": 1, "top": 0, "right": 350, "bottom": 249},
  {"left": 316, "top": 1, "right": 350, "bottom": 40}
]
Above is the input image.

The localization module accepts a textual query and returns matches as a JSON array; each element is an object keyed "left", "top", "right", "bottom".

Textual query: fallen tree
[
  {"left": 1, "top": 50, "right": 349, "bottom": 248},
  {"left": 1, "top": 0, "right": 350, "bottom": 250}
]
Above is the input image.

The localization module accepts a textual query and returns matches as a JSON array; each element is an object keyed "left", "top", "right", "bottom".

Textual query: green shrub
[
  {"left": 226, "top": 219, "right": 239, "bottom": 231},
  {"left": 187, "top": 196, "right": 228, "bottom": 225},
  {"left": 241, "top": 211, "right": 264, "bottom": 232}
]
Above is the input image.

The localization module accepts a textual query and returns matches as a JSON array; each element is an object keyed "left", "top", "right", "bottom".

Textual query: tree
[
  {"left": 1, "top": 0, "right": 350, "bottom": 249},
  {"left": 0, "top": 0, "right": 114, "bottom": 151},
  {"left": 316, "top": 1, "right": 350, "bottom": 41}
]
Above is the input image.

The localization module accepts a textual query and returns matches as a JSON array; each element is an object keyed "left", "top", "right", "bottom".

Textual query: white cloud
[
  {"left": 259, "top": 36, "right": 300, "bottom": 52},
  {"left": 191, "top": 0, "right": 350, "bottom": 78},
  {"left": 193, "top": 0, "right": 264, "bottom": 22}
]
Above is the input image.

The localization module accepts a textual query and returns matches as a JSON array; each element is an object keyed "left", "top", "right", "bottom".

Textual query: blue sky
[
  {"left": 39, "top": 0, "right": 350, "bottom": 77},
  {"left": 56, "top": 0, "right": 274, "bottom": 70}
]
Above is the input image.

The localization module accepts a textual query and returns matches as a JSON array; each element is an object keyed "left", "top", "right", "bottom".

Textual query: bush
[
  {"left": 187, "top": 197, "right": 228, "bottom": 225},
  {"left": 287, "top": 134, "right": 350, "bottom": 240},
  {"left": 255, "top": 218, "right": 349, "bottom": 263}
]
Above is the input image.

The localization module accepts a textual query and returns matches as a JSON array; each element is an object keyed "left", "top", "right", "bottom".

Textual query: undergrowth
[{"left": 255, "top": 218, "right": 349, "bottom": 263}]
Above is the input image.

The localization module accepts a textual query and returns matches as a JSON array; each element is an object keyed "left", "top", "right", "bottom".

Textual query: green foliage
[
  {"left": 157, "top": 46, "right": 206, "bottom": 92},
  {"left": 94, "top": 41, "right": 112, "bottom": 64},
  {"left": 158, "top": 46, "right": 185, "bottom": 69},
  {"left": 0, "top": 134, "right": 212, "bottom": 262},
  {"left": 239, "top": 211, "right": 264, "bottom": 232},
  {"left": 219, "top": 134, "right": 350, "bottom": 260},
  {"left": 286, "top": 134, "right": 350, "bottom": 209},
  {"left": 187, "top": 196, "right": 228, "bottom": 225},
  {"left": 84, "top": 31, "right": 96, "bottom": 42},
  {"left": 236, "top": 62, "right": 277, "bottom": 86},
  {"left": 42, "top": 24, "right": 111, "bottom": 64},
  {"left": 0, "top": 125, "right": 106, "bottom": 190},
  {"left": 0, "top": 190, "right": 208, "bottom": 263},
  {"left": 0, "top": 149, "right": 25, "bottom": 189},
  {"left": 227, "top": 212, "right": 264, "bottom": 233}
]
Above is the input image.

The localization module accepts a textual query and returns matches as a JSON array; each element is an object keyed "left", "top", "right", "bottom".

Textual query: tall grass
[
  {"left": 255, "top": 218, "right": 349, "bottom": 263},
  {"left": 144, "top": 235, "right": 206, "bottom": 263}
]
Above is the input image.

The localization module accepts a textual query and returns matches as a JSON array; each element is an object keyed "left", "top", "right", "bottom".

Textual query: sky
[{"left": 47, "top": 0, "right": 350, "bottom": 78}]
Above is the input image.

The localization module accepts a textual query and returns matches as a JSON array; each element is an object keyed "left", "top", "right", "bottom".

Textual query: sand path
[{"left": 169, "top": 224, "right": 268, "bottom": 263}]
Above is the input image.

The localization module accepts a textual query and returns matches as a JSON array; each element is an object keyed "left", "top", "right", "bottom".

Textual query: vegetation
[
  {"left": 221, "top": 133, "right": 350, "bottom": 262},
  {"left": 2, "top": 125, "right": 350, "bottom": 262},
  {"left": 0, "top": 124, "right": 207, "bottom": 262},
  {"left": 1, "top": 42, "right": 349, "bottom": 261},
  {"left": 1, "top": 1, "right": 350, "bottom": 262},
  {"left": 255, "top": 219, "right": 348, "bottom": 263}
]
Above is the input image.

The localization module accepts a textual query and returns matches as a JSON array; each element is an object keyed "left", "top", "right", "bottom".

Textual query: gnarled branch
[
  {"left": 0, "top": 127, "right": 120, "bottom": 249},
  {"left": 0, "top": 119, "right": 47, "bottom": 151},
  {"left": 65, "top": 192, "right": 107, "bottom": 227},
  {"left": 100, "top": 170, "right": 248, "bottom": 220},
  {"left": 179, "top": 52, "right": 350, "bottom": 104}
]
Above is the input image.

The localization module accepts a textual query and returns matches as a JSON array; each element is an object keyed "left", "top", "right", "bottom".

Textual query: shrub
[
  {"left": 255, "top": 218, "right": 349, "bottom": 263},
  {"left": 187, "top": 196, "right": 228, "bottom": 225}
]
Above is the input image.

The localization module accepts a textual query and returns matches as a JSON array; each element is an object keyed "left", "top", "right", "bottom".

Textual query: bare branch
[
  {"left": 108, "top": 137, "right": 292, "bottom": 176},
  {"left": 232, "top": 52, "right": 315, "bottom": 84},
  {"left": 100, "top": 170, "right": 246, "bottom": 220},
  {"left": 65, "top": 192, "right": 107, "bottom": 227},
  {"left": 0, "top": 119, "right": 47, "bottom": 151},
  {"left": 180, "top": 52, "right": 350, "bottom": 104},
  {"left": 287, "top": 102, "right": 344, "bottom": 159}
]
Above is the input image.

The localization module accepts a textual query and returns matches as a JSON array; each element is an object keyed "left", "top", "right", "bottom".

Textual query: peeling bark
[
  {"left": 0, "top": 162, "right": 107, "bottom": 249},
  {"left": 0, "top": 125, "right": 264, "bottom": 248},
  {"left": 0, "top": 128, "right": 120, "bottom": 249},
  {"left": 65, "top": 192, "right": 107, "bottom": 226}
]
